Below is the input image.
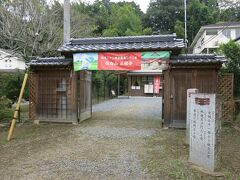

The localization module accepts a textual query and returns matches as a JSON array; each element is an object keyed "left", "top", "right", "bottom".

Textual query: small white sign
[
  {"left": 144, "top": 84, "right": 153, "bottom": 93},
  {"left": 148, "top": 84, "right": 153, "bottom": 93}
]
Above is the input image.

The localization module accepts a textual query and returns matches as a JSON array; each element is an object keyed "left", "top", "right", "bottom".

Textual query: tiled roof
[
  {"left": 28, "top": 57, "right": 72, "bottom": 66},
  {"left": 203, "top": 21, "right": 240, "bottom": 28},
  {"left": 58, "top": 34, "right": 185, "bottom": 53},
  {"left": 170, "top": 54, "right": 226, "bottom": 64}
]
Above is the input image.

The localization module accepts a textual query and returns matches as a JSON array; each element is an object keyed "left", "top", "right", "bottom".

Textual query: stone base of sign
[{"left": 188, "top": 162, "right": 224, "bottom": 177}]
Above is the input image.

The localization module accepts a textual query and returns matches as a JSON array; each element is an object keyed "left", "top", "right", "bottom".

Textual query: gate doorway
[
  {"left": 78, "top": 71, "right": 92, "bottom": 122},
  {"left": 170, "top": 71, "right": 192, "bottom": 128}
]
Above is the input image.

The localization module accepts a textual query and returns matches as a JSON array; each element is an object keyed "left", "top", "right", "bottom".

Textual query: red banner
[
  {"left": 98, "top": 52, "right": 141, "bottom": 70},
  {"left": 154, "top": 76, "right": 161, "bottom": 94}
]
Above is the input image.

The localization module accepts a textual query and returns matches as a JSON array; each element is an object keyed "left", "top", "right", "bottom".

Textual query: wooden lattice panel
[
  {"left": 218, "top": 74, "right": 234, "bottom": 122},
  {"left": 29, "top": 73, "right": 38, "bottom": 120}
]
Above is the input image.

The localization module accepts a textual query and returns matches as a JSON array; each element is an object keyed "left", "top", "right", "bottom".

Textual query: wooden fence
[{"left": 218, "top": 73, "right": 234, "bottom": 122}]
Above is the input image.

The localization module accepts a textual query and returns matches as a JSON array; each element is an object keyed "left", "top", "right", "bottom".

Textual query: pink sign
[
  {"left": 98, "top": 52, "right": 141, "bottom": 70},
  {"left": 154, "top": 76, "right": 160, "bottom": 94}
]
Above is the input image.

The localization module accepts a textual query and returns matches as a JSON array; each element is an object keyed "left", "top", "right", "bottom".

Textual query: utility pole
[
  {"left": 64, "top": 0, "right": 70, "bottom": 43},
  {"left": 184, "top": 0, "right": 187, "bottom": 49}
]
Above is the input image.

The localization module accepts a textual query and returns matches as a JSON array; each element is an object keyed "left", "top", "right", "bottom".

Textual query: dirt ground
[{"left": 0, "top": 98, "right": 240, "bottom": 180}]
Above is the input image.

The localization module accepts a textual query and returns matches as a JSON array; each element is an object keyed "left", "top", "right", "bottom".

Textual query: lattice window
[
  {"left": 218, "top": 74, "right": 234, "bottom": 122},
  {"left": 29, "top": 73, "right": 37, "bottom": 120},
  {"left": 37, "top": 70, "right": 73, "bottom": 121}
]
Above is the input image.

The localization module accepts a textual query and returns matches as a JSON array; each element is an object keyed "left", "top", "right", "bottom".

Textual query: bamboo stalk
[{"left": 7, "top": 72, "right": 28, "bottom": 141}]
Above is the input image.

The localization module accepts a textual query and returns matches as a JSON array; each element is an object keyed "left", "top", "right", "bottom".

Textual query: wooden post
[
  {"left": 118, "top": 74, "right": 120, "bottom": 97},
  {"left": 103, "top": 76, "right": 106, "bottom": 100}
]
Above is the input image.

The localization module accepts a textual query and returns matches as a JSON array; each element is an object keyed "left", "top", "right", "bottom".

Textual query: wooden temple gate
[{"left": 28, "top": 35, "right": 230, "bottom": 127}]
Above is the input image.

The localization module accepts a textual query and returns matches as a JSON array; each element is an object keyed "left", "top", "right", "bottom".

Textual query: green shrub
[
  {"left": 0, "top": 108, "right": 13, "bottom": 122},
  {"left": 0, "top": 96, "right": 13, "bottom": 122},
  {"left": 0, "top": 96, "right": 12, "bottom": 107},
  {"left": 219, "top": 41, "right": 240, "bottom": 97},
  {"left": 0, "top": 72, "right": 29, "bottom": 102}
]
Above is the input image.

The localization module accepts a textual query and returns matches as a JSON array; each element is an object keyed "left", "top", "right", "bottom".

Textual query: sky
[{"left": 47, "top": 0, "right": 150, "bottom": 13}]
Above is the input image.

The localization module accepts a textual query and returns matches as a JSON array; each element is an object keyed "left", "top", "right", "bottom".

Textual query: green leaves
[
  {"left": 220, "top": 41, "right": 240, "bottom": 97},
  {"left": 0, "top": 96, "right": 13, "bottom": 122},
  {"left": 102, "top": 4, "right": 143, "bottom": 37},
  {"left": 174, "top": 20, "right": 185, "bottom": 38},
  {"left": 144, "top": 0, "right": 184, "bottom": 34},
  {"left": 0, "top": 72, "right": 28, "bottom": 102},
  {"left": 188, "top": 0, "right": 219, "bottom": 43},
  {"left": 220, "top": 41, "right": 240, "bottom": 72},
  {"left": 144, "top": 0, "right": 240, "bottom": 44}
]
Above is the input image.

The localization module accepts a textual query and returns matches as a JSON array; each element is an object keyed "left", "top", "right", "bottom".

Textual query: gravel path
[
  {"left": 93, "top": 97, "right": 162, "bottom": 120},
  {"left": 78, "top": 127, "right": 156, "bottom": 139},
  {"left": 0, "top": 97, "right": 163, "bottom": 180}
]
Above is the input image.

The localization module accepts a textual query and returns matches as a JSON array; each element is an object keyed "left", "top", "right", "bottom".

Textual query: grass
[
  {"left": 142, "top": 130, "right": 200, "bottom": 179},
  {"left": 142, "top": 125, "right": 240, "bottom": 179},
  {"left": 0, "top": 103, "right": 29, "bottom": 124}
]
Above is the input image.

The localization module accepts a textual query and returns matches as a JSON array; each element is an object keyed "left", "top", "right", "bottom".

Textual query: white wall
[
  {"left": 0, "top": 52, "right": 26, "bottom": 71},
  {"left": 193, "top": 27, "right": 240, "bottom": 54}
]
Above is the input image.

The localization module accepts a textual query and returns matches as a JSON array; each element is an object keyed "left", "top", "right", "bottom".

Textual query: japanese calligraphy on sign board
[
  {"left": 73, "top": 51, "right": 170, "bottom": 71},
  {"left": 189, "top": 93, "right": 221, "bottom": 172},
  {"left": 186, "top": 89, "right": 199, "bottom": 144},
  {"left": 98, "top": 52, "right": 141, "bottom": 70}
]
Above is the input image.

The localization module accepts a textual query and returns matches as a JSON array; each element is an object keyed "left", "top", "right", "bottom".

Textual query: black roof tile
[
  {"left": 28, "top": 53, "right": 225, "bottom": 68},
  {"left": 58, "top": 34, "right": 185, "bottom": 53},
  {"left": 28, "top": 57, "right": 72, "bottom": 66},
  {"left": 170, "top": 54, "right": 226, "bottom": 64}
]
